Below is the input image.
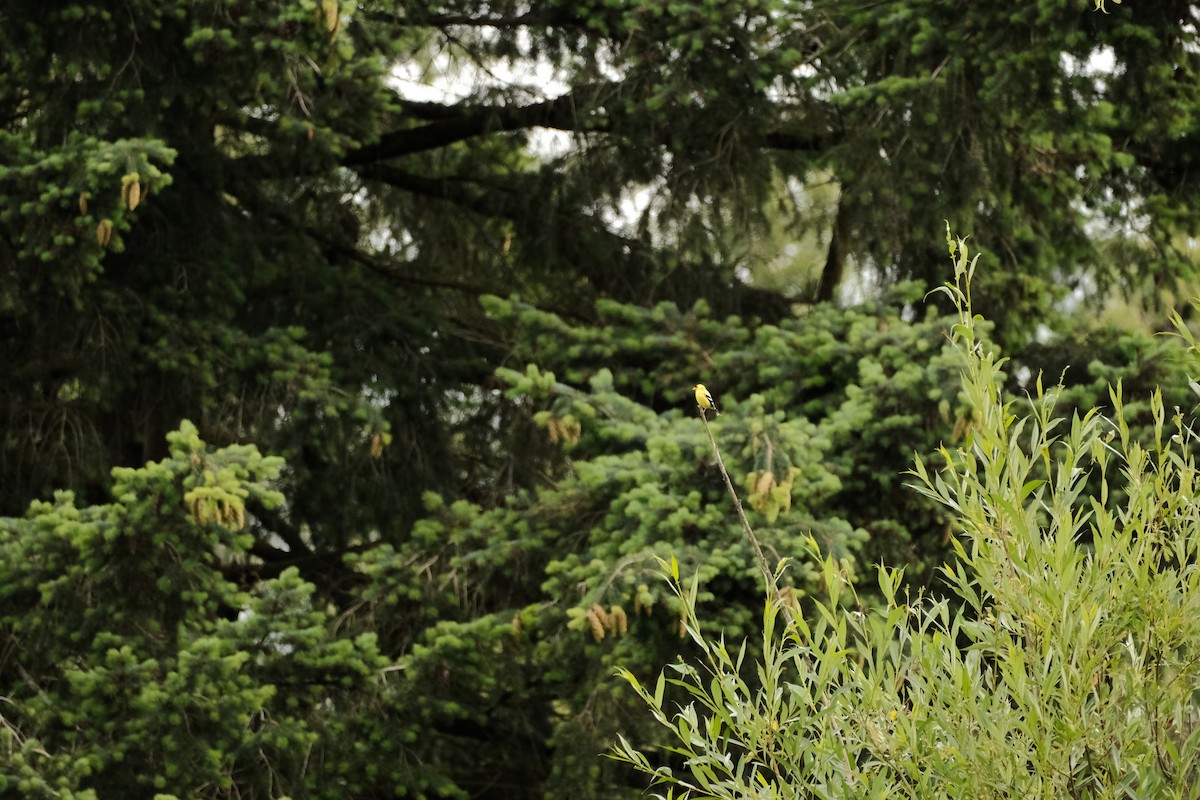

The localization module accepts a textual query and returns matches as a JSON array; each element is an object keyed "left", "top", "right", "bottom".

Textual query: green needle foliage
[
  {"left": 0, "top": 422, "right": 389, "bottom": 799},
  {"left": 614, "top": 235, "right": 1200, "bottom": 798}
]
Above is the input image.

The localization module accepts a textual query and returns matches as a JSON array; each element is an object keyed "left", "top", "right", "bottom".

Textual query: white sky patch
[
  {"left": 388, "top": 50, "right": 571, "bottom": 104},
  {"left": 1061, "top": 46, "right": 1117, "bottom": 96},
  {"left": 368, "top": 225, "right": 415, "bottom": 259},
  {"left": 387, "top": 26, "right": 569, "bottom": 105},
  {"left": 387, "top": 40, "right": 576, "bottom": 159},
  {"left": 837, "top": 257, "right": 875, "bottom": 305},
  {"left": 388, "top": 53, "right": 471, "bottom": 103},
  {"left": 600, "top": 185, "right": 655, "bottom": 234},
  {"left": 528, "top": 128, "right": 574, "bottom": 159}
]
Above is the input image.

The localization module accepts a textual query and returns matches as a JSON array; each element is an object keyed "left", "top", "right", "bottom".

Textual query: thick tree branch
[
  {"left": 353, "top": 164, "right": 499, "bottom": 214},
  {"left": 355, "top": 164, "right": 662, "bottom": 278},
  {"left": 246, "top": 497, "right": 312, "bottom": 558},
  {"left": 397, "top": 99, "right": 471, "bottom": 121},
  {"left": 763, "top": 129, "right": 829, "bottom": 152},
  {"left": 307, "top": 222, "right": 497, "bottom": 297},
  {"left": 341, "top": 98, "right": 830, "bottom": 167},
  {"left": 343, "top": 87, "right": 607, "bottom": 165},
  {"left": 816, "top": 194, "right": 848, "bottom": 303},
  {"left": 354, "top": 164, "right": 792, "bottom": 319}
]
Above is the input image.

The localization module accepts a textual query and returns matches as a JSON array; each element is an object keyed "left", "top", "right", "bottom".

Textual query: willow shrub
[{"left": 613, "top": 235, "right": 1200, "bottom": 798}]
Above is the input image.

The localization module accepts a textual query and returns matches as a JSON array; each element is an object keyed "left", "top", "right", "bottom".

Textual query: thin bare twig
[{"left": 698, "top": 407, "right": 796, "bottom": 628}]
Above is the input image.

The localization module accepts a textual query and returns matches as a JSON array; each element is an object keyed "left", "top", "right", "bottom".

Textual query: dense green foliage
[
  {"left": 0, "top": 424, "right": 389, "bottom": 798},
  {"left": 616, "top": 240, "right": 1200, "bottom": 797},
  {"left": 1, "top": 292, "right": 970, "bottom": 797},
  {"left": 4, "top": 0, "right": 1200, "bottom": 797}
]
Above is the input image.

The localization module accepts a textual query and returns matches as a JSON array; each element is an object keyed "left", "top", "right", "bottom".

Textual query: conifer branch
[{"left": 343, "top": 86, "right": 607, "bottom": 165}]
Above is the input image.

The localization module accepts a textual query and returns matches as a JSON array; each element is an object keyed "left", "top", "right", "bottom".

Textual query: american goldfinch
[{"left": 692, "top": 384, "right": 719, "bottom": 418}]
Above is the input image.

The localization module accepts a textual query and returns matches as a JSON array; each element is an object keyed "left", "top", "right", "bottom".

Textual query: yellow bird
[{"left": 692, "top": 384, "right": 719, "bottom": 418}]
